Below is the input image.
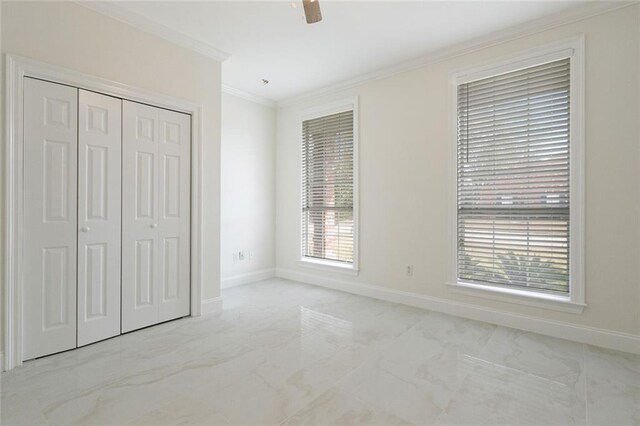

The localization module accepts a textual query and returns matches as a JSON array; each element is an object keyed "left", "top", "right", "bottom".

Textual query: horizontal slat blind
[
  {"left": 457, "top": 58, "right": 570, "bottom": 294},
  {"left": 302, "top": 110, "right": 354, "bottom": 263}
]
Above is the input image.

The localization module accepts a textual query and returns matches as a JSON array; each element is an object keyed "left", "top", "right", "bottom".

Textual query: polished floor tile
[{"left": 1, "top": 278, "right": 638, "bottom": 425}]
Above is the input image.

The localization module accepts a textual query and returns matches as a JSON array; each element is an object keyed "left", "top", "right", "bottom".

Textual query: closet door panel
[
  {"left": 158, "top": 109, "right": 191, "bottom": 322},
  {"left": 23, "top": 78, "right": 78, "bottom": 360},
  {"left": 122, "top": 102, "right": 191, "bottom": 332},
  {"left": 122, "top": 101, "right": 160, "bottom": 332},
  {"left": 77, "top": 90, "right": 122, "bottom": 346}
]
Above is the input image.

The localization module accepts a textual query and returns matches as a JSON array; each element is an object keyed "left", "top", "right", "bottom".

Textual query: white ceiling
[{"left": 110, "top": 1, "right": 590, "bottom": 102}]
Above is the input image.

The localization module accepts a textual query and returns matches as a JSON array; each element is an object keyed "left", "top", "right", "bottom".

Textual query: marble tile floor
[{"left": 1, "top": 278, "right": 638, "bottom": 425}]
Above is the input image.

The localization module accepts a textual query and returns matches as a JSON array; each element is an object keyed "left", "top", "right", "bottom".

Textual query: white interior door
[
  {"left": 158, "top": 109, "right": 191, "bottom": 322},
  {"left": 122, "top": 101, "right": 191, "bottom": 332},
  {"left": 122, "top": 101, "right": 160, "bottom": 332},
  {"left": 77, "top": 90, "right": 122, "bottom": 346},
  {"left": 23, "top": 78, "right": 78, "bottom": 360}
]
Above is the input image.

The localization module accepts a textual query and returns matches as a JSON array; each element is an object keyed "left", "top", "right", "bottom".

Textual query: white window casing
[
  {"left": 298, "top": 97, "right": 359, "bottom": 274},
  {"left": 449, "top": 37, "right": 585, "bottom": 313}
]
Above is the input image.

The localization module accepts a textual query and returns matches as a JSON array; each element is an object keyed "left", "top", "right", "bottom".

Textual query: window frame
[
  {"left": 297, "top": 97, "right": 359, "bottom": 274},
  {"left": 448, "top": 37, "right": 585, "bottom": 313}
]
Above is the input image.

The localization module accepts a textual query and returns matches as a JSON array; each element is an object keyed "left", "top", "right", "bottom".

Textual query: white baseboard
[
  {"left": 275, "top": 268, "right": 640, "bottom": 355},
  {"left": 201, "top": 296, "right": 223, "bottom": 315},
  {"left": 221, "top": 268, "right": 276, "bottom": 289}
]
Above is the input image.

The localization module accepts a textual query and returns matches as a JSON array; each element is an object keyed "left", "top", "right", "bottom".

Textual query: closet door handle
[
  {"left": 150, "top": 223, "right": 158, "bottom": 229},
  {"left": 81, "top": 226, "right": 90, "bottom": 233}
]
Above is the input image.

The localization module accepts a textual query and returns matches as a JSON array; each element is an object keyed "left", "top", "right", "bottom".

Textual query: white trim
[
  {"left": 277, "top": 2, "right": 632, "bottom": 107},
  {"left": 4, "top": 55, "right": 24, "bottom": 373},
  {"left": 222, "top": 85, "right": 276, "bottom": 108},
  {"left": 453, "top": 46, "right": 576, "bottom": 84},
  {"left": 275, "top": 268, "right": 640, "bottom": 355},
  {"left": 299, "top": 98, "right": 358, "bottom": 122},
  {"left": 201, "top": 297, "right": 223, "bottom": 315},
  {"left": 297, "top": 258, "right": 359, "bottom": 276},
  {"left": 297, "top": 97, "right": 360, "bottom": 274},
  {"left": 448, "top": 281, "right": 585, "bottom": 314},
  {"left": 4, "top": 54, "right": 206, "bottom": 371},
  {"left": 75, "top": 1, "right": 231, "bottom": 62},
  {"left": 221, "top": 268, "right": 276, "bottom": 289},
  {"left": 448, "top": 36, "right": 585, "bottom": 310}
]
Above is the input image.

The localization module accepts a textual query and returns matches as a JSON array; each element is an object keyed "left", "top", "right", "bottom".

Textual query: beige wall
[
  {"left": 221, "top": 93, "right": 276, "bottom": 283},
  {"left": 276, "top": 5, "right": 640, "bottom": 338},
  {"left": 1, "top": 1, "right": 223, "bottom": 353}
]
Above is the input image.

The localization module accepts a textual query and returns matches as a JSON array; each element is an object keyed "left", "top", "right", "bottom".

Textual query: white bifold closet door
[
  {"left": 23, "top": 78, "right": 78, "bottom": 360},
  {"left": 77, "top": 90, "right": 122, "bottom": 347},
  {"left": 23, "top": 81, "right": 124, "bottom": 359},
  {"left": 122, "top": 100, "right": 191, "bottom": 333}
]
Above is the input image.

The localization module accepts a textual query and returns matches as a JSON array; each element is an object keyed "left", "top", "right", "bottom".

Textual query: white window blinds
[
  {"left": 457, "top": 58, "right": 571, "bottom": 294},
  {"left": 302, "top": 110, "right": 354, "bottom": 264}
]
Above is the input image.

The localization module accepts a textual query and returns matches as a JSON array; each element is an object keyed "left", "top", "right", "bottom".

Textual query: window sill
[
  {"left": 297, "top": 257, "right": 359, "bottom": 276},
  {"left": 447, "top": 281, "right": 585, "bottom": 314}
]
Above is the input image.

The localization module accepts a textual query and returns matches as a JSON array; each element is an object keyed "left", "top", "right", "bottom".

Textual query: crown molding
[
  {"left": 75, "top": 1, "right": 231, "bottom": 62},
  {"left": 277, "top": 1, "right": 636, "bottom": 107},
  {"left": 74, "top": 0, "right": 634, "bottom": 105},
  {"left": 222, "top": 84, "right": 276, "bottom": 108}
]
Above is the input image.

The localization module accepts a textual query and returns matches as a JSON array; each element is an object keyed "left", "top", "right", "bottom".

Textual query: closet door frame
[{"left": 4, "top": 54, "right": 207, "bottom": 371}]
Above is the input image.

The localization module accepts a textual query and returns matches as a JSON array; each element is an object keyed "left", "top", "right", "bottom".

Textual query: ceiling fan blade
[{"left": 303, "top": 0, "right": 322, "bottom": 24}]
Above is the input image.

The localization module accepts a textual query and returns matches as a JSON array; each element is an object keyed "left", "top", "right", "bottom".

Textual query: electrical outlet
[
  {"left": 239, "top": 251, "right": 245, "bottom": 261},
  {"left": 233, "top": 252, "right": 238, "bottom": 262},
  {"left": 406, "top": 265, "right": 413, "bottom": 276},
  {"left": 249, "top": 251, "right": 254, "bottom": 261}
]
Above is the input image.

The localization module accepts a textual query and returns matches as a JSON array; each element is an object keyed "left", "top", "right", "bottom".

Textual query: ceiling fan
[{"left": 302, "top": 0, "right": 322, "bottom": 24}]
